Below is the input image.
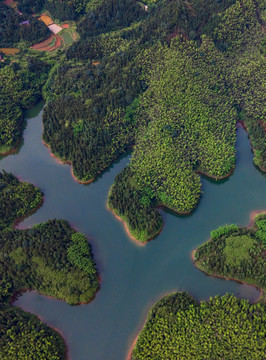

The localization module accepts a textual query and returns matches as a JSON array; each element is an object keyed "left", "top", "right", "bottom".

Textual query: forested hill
[
  {"left": 194, "top": 213, "right": 266, "bottom": 296},
  {"left": 41, "top": 0, "right": 265, "bottom": 242},
  {"left": 0, "top": 172, "right": 99, "bottom": 359},
  {"left": 108, "top": 0, "right": 266, "bottom": 241},
  {"left": 131, "top": 292, "right": 266, "bottom": 359},
  {"left": 0, "top": 0, "right": 264, "bottom": 243}
]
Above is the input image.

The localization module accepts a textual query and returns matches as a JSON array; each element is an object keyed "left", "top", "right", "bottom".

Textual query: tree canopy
[{"left": 132, "top": 292, "right": 266, "bottom": 359}]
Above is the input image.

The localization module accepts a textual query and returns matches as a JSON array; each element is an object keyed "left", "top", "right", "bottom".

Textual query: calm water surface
[{"left": 1, "top": 102, "right": 266, "bottom": 360}]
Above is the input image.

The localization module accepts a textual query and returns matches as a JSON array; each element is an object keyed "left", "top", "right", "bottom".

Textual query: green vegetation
[
  {"left": 0, "top": 220, "right": 99, "bottom": 304},
  {"left": 37, "top": 0, "right": 265, "bottom": 241},
  {"left": 1, "top": 0, "right": 265, "bottom": 244},
  {"left": 18, "top": 0, "right": 95, "bottom": 20},
  {"left": 132, "top": 292, "right": 266, "bottom": 360},
  {"left": 61, "top": 30, "right": 75, "bottom": 46},
  {"left": 108, "top": 168, "right": 163, "bottom": 242},
  {"left": 67, "top": 232, "right": 97, "bottom": 277},
  {"left": 108, "top": 0, "right": 266, "bottom": 241},
  {"left": 0, "top": 171, "right": 43, "bottom": 230},
  {"left": 0, "top": 2, "right": 49, "bottom": 47},
  {"left": 0, "top": 58, "right": 51, "bottom": 154},
  {"left": 0, "top": 303, "right": 66, "bottom": 360},
  {"left": 210, "top": 224, "right": 239, "bottom": 240},
  {"left": 0, "top": 171, "right": 99, "bottom": 358},
  {"left": 194, "top": 213, "right": 266, "bottom": 294}
]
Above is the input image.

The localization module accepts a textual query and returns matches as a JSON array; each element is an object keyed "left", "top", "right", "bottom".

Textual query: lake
[{"left": 1, "top": 102, "right": 265, "bottom": 360}]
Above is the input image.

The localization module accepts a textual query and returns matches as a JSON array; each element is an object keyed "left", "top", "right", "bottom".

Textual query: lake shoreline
[
  {"left": 10, "top": 275, "right": 100, "bottom": 307},
  {"left": 126, "top": 333, "right": 138, "bottom": 360},
  {"left": 126, "top": 289, "right": 178, "bottom": 360},
  {"left": 42, "top": 140, "right": 95, "bottom": 184},
  {"left": 191, "top": 210, "right": 266, "bottom": 303},
  {"left": 106, "top": 163, "right": 236, "bottom": 244},
  {"left": 197, "top": 167, "right": 235, "bottom": 181},
  {"left": 238, "top": 121, "right": 266, "bottom": 172},
  {"left": 0, "top": 140, "right": 20, "bottom": 156},
  {"left": 191, "top": 249, "right": 263, "bottom": 304},
  {"left": 8, "top": 291, "right": 70, "bottom": 360},
  {"left": 7, "top": 282, "right": 100, "bottom": 360},
  {"left": 13, "top": 196, "right": 44, "bottom": 229},
  {"left": 106, "top": 203, "right": 148, "bottom": 246},
  {"left": 247, "top": 210, "right": 266, "bottom": 228}
]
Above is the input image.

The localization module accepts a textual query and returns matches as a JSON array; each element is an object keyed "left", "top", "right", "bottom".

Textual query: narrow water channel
[{"left": 1, "top": 102, "right": 265, "bottom": 360}]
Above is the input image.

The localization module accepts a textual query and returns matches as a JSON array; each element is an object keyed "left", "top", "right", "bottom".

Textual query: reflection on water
[{"left": 1, "top": 103, "right": 265, "bottom": 360}]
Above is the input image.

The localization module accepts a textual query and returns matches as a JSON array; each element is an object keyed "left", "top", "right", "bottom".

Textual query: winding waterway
[{"left": 1, "top": 102, "right": 265, "bottom": 360}]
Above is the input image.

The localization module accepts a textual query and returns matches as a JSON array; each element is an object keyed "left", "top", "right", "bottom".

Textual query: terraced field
[{"left": 30, "top": 34, "right": 62, "bottom": 51}]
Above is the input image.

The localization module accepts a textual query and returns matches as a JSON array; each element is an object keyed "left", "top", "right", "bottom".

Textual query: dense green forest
[
  {"left": 0, "top": 57, "right": 51, "bottom": 154},
  {"left": 108, "top": 167, "right": 163, "bottom": 241},
  {"left": 109, "top": 0, "right": 265, "bottom": 241},
  {"left": 0, "top": 171, "right": 43, "bottom": 230},
  {"left": 39, "top": 0, "right": 266, "bottom": 241},
  {"left": 0, "top": 2, "right": 49, "bottom": 47},
  {"left": 0, "top": 220, "right": 98, "bottom": 304},
  {"left": 0, "top": 172, "right": 99, "bottom": 358},
  {"left": 194, "top": 213, "right": 266, "bottom": 295},
  {"left": 18, "top": 0, "right": 94, "bottom": 21},
  {"left": 42, "top": 0, "right": 240, "bottom": 182},
  {"left": 0, "top": 303, "right": 66, "bottom": 360},
  {"left": 132, "top": 292, "right": 266, "bottom": 359}
]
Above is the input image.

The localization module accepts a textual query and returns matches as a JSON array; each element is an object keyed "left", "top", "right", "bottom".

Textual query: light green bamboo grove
[
  {"left": 132, "top": 292, "right": 266, "bottom": 360},
  {"left": 0, "top": 304, "right": 66, "bottom": 360}
]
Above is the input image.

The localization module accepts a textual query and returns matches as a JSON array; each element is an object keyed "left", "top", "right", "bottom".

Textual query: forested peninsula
[
  {"left": 131, "top": 292, "right": 266, "bottom": 360},
  {"left": 0, "top": 0, "right": 265, "bottom": 242},
  {"left": 193, "top": 213, "right": 266, "bottom": 300},
  {"left": 0, "top": 171, "right": 99, "bottom": 359}
]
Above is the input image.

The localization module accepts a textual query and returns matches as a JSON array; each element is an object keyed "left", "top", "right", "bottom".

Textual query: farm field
[
  {"left": 30, "top": 34, "right": 62, "bottom": 51},
  {"left": 60, "top": 29, "right": 77, "bottom": 46},
  {"left": 48, "top": 23, "right": 62, "bottom": 34},
  {"left": 0, "top": 48, "right": 20, "bottom": 55},
  {"left": 30, "top": 26, "right": 77, "bottom": 52},
  {"left": 38, "top": 14, "right": 53, "bottom": 26}
]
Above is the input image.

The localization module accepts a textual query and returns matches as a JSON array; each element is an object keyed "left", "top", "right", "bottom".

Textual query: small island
[
  {"left": 0, "top": 171, "right": 99, "bottom": 359},
  {"left": 130, "top": 292, "right": 266, "bottom": 360},
  {"left": 193, "top": 212, "right": 266, "bottom": 300}
]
